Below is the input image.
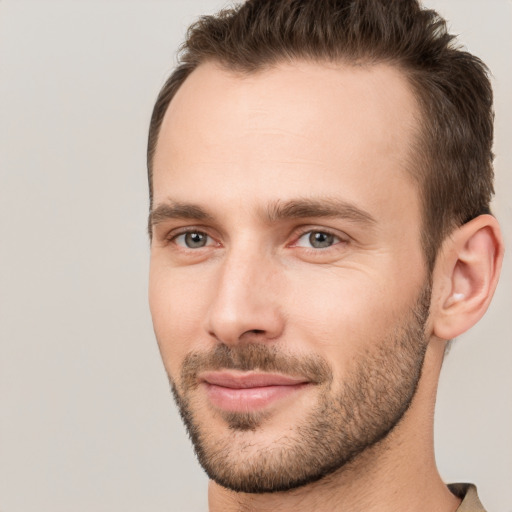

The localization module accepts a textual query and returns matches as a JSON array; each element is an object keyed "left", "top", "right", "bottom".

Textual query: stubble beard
[{"left": 168, "top": 284, "right": 431, "bottom": 494}]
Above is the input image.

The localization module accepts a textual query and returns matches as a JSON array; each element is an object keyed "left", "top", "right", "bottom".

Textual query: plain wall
[{"left": 0, "top": 1, "right": 510, "bottom": 511}]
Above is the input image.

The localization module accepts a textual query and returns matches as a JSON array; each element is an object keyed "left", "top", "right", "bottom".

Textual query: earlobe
[{"left": 432, "top": 214, "right": 504, "bottom": 341}]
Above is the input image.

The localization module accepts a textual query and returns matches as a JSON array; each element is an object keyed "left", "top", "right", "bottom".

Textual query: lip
[{"left": 199, "top": 371, "right": 310, "bottom": 412}]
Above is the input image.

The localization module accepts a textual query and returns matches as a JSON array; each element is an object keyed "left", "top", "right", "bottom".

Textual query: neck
[{"left": 208, "top": 340, "right": 460, "bottom": 512}]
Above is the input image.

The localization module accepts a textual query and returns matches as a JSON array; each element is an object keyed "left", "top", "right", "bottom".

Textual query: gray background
[{"left": 0, "top": 1, "right": 510, "bottom": 511}]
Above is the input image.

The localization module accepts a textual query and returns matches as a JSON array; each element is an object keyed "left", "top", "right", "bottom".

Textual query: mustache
[{"left": 180, "top": 343, "right": 333, "bottom": 390}]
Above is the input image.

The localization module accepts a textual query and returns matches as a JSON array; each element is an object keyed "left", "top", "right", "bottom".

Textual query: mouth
[{"left": 199, "top": 371, "right": 311, "bottom": 412}]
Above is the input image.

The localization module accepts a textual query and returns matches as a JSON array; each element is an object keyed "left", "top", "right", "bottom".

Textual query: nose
[{"left": 203, "top": 248, "right": 285, "bottom": 346}]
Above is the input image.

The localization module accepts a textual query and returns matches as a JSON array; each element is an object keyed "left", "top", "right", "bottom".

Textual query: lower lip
[{"left": 204, "top": 383, "right": 309, "bottom": 412}]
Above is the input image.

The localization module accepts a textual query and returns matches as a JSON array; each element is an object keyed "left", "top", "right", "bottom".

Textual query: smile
[{"left": 199, "top": 371, "right": 311, "bottom": 412}]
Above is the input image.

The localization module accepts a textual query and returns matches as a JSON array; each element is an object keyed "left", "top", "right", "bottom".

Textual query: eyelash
[
  {"left": 167, "top": 228, "right": 217, "bottom": 249},
  {"left": 290, "top": 227, "right": 348, "bottom": 251},
  {"left": 166, "top": 226, "right": 348, "bottom": 252}
]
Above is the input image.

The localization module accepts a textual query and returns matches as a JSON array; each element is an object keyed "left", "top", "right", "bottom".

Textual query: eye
[
  {"left": 174, "top": 231, "right": 213, "bottom": 249},
  {"left": 295, "top": 230, "right": 341, "bottom": 249}
]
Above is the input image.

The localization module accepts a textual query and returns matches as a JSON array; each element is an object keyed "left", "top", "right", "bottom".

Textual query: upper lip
[{"left": 199, "top": 371, "right": 309, "bottom": 389}]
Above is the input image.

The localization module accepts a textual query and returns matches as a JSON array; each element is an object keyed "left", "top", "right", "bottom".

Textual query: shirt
[{"left": 450, "top": 483, "right": 487, "bottom": 512}]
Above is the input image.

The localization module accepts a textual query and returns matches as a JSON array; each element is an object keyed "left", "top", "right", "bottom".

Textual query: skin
[{"left": 149, "top": 61, "right": 503, "bottom": 512}]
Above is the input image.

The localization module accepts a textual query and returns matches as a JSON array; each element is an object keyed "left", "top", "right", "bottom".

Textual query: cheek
[
  {"left": 284, "top": 266, "right": 418, "bottom": 360},
  {"left": 149, "top": 262, "right": 209, "bottom": 377}
]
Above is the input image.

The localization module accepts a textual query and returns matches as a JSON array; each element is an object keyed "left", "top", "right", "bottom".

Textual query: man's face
[{"left": 149, "top": 61, "right": 430, "bottom": 492}]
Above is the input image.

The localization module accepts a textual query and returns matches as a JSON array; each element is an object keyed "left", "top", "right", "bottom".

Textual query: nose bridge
[{"left": 205, "top": 239, "right": 283, "bottom": 344}]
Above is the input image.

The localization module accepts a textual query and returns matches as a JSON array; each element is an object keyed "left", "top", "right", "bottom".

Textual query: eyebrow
[
  {"left": 265, "top": 198, "right": 377, "bottom": 226},
  {"left": 149, "top": 197, "right": 376, "bottom": 235},
  {"left": 148, "top": 201, "right": 213, "bottom": 235}
]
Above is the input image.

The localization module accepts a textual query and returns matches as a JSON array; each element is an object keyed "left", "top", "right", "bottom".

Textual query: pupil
[
  {"left": 309, "top": 231, "right": 333, "bottom": 248},
  {"left": 186, "top": 232, "right": 206, "bottom": 248}
]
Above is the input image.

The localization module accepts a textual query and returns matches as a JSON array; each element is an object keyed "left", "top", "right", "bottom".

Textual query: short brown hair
[{"left": 147, "top": 0, "right": 494, "bottom": 270}]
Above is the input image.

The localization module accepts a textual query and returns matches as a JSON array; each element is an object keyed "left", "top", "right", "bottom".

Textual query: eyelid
[
  {"left": 288, "top": 226, "right": 350, "bottom": 247},
  {"left": 166, "top": 226, "right": 220, "bottom": 248}
]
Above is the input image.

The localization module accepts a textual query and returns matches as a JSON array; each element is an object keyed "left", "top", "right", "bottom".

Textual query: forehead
[{"left": 153, "top": 60, "right": 421, "bottom": 224}]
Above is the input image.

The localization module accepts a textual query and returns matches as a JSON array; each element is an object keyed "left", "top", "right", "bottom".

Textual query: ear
[{"left": 431, "top": 214, "right": 504, "bottom": 340}]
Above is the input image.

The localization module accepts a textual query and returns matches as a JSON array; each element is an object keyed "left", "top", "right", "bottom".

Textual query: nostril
[{"left": 249, "top": 329, "right": 265, "bottom": 335}]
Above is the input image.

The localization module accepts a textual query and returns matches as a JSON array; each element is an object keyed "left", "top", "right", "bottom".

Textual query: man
[{"left": 147, "top": 0, "right": 504, "bottom": 510}]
